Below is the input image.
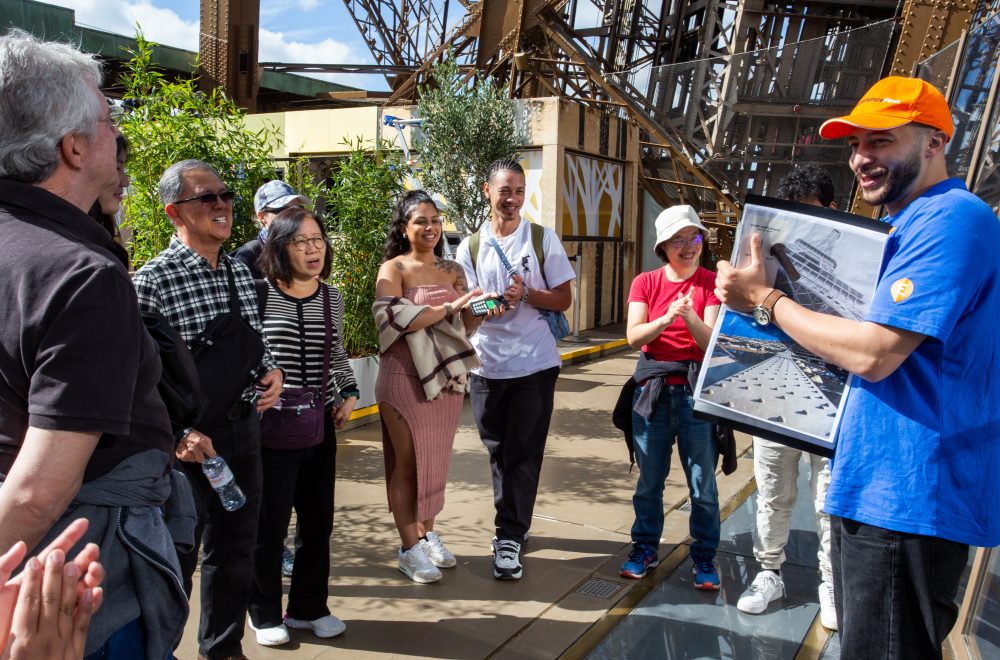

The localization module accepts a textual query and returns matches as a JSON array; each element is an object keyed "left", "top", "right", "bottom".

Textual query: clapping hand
[
  {"left": 662, "top": 290, "right": 694, "bottom": 326},
  {"left": 0, "top": 518, "right": 104, "bottom": 660}
]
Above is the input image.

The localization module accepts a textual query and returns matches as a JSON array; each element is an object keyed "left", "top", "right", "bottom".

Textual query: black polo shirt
[{"left": 0, "top": 179, "right": 173, "bottom": 482}]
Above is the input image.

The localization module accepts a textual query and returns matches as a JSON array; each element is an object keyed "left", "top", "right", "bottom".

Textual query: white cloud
[{"left": 46, "top": 0, "right": 378, "bottom": 86}]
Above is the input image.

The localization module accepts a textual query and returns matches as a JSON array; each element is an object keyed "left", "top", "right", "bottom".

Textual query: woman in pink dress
[{"left": 374, "top": 190, "right": 499, "bottom": 583}]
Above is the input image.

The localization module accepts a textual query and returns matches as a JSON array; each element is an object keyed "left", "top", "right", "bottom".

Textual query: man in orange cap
[{"left": 716, "top": 76, "right": 1000, "bottom": 658}]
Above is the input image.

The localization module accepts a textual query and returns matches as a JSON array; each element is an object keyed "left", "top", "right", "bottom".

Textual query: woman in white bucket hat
[{"left": 618, "top": 204, "right": 723, "bottom": 590}]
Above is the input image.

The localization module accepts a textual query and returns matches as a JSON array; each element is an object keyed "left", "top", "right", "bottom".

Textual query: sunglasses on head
[{"left": 173, "top": 191, "right": 236, "bottom": 206}]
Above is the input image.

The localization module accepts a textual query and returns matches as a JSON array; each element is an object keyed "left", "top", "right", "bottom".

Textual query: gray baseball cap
[{"left": 253, "top": 180, "right": 309, "bottom": 213}]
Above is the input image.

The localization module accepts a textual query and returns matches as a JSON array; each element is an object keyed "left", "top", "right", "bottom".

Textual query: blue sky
[{"left": 45, "top": 0, "right": 387, "bottom": 88}]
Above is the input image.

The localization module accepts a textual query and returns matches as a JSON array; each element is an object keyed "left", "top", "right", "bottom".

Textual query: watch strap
[{"left": 759, "top": 288, "right": 786, "bottom": 313}]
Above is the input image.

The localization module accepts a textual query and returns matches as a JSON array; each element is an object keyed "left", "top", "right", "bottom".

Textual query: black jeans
[
  {"left": 469, "top": 366, "right": 560, "bottom": 542},
  {"left": 249, "top": 412, "right": 336, "bottom": 628},
  {"left": 832, "top": 516, "right": 969, "bottom": 660},
  {"left": 177, "top": 410, "right": 263, "bottom": 659}
]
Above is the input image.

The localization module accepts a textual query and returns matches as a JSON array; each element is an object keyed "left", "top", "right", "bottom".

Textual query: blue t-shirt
[{"left": 826, "top": 178, "right": 1000, "bottom": 547}]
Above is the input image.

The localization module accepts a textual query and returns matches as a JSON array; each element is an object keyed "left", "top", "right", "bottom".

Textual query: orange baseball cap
[{"left": 819, "top": 76, "right": 954, "bottom": 140}]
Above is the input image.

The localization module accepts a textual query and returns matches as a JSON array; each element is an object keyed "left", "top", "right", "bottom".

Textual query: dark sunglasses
[{"left": 173, "top": 191, "right": 236, "bottom": 206}]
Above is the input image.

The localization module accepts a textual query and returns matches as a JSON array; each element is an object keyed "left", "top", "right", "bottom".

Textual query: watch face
[{"left": 753, "top": 306, "right": 770, "bottom": 326}]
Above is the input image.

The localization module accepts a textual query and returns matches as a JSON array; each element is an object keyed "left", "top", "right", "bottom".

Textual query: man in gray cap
[{"left": 232, "top": 180, "right": 309, "bottom": 278}]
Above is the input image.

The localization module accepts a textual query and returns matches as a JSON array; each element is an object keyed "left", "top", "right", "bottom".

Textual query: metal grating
[{"left": 576, "top": 577, "right": 624, "bottom": 599}]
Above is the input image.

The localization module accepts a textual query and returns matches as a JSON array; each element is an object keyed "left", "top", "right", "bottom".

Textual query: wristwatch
[
  {"left": 521, "top": 285, "right": 530, "bottom": 303},
  {"left": 752, "top": 289, "right": 787, "bottom": 326}
]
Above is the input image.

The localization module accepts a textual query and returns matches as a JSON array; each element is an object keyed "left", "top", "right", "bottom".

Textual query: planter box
[{"left": 348, "top": 355, "right": 379, "bottom": 410}]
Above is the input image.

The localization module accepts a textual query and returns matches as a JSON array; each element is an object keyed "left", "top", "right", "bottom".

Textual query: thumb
[{"left": 748, "top": 233, "right": 764, "bottom": 269}]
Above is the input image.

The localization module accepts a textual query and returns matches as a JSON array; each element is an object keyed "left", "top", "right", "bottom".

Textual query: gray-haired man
[
  {"left": 133, "top": 159, "right": 284, "bottom": 660},
  {"left": 0, "top": 29, "right": 188, "bottom": 658}
]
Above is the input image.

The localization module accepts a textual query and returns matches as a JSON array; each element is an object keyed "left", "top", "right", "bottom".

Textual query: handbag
[
  {"left": 487, "top": 225, "right": 571, "bottom": 340},
  {"left": 141, "top": 309, "right": 205, "bottom": 439},
  {"left": 260, "top": 284, "right": 332, "bottom": 450},
  {"left": 188, "top": 260, "right": 266, "bottom": 428}
]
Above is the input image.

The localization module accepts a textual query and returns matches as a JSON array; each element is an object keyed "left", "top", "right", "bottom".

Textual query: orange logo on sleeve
[{"left": 890, "top": 278, "right": 914, "bottom": 302}]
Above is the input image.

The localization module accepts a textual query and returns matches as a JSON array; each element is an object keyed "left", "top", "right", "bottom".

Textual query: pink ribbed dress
[{"left": 375, "top": 285, "right": 465, "bottom": 521}]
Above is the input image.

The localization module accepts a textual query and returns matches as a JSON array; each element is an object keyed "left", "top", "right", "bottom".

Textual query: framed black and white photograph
[{"left": 693, "top": 196, "right": 891, "bottom": 456}]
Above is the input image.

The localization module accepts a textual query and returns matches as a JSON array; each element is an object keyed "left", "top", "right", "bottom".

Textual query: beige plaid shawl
[{"left": 373, "top": 296, "right": 481, "bottom": 401}]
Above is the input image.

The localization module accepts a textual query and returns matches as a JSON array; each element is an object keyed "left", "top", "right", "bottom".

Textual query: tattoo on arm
[
  {"left": 435, "top": 258, "right": 467, "bottom": 291},
  {"left": 393, "top": 262, "right": 405, "bottom": 273},
  {"left": 434, "top": 258, "right": 460, "bottom": 274}
]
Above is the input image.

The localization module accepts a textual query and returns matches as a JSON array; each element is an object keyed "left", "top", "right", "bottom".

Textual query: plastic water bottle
[{"left": 202, "top": 455, "right": 246, "bottom": 511}]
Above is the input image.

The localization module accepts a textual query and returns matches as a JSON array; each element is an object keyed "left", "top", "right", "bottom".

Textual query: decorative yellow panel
[
  {"left": 519, "top": 150, "right": 544, "bottom": 226},
  {"left": 561, "top": 152, "right": 622, "bottom": 238}
]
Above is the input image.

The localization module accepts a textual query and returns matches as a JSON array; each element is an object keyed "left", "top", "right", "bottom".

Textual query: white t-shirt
[{"left": 455, "top": 219, "right": 576, "bottom": 379}]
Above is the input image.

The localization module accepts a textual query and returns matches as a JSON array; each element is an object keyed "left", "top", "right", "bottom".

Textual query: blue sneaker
[
  {"left": 691, "top": 554, "right": 720, "bottom": 590},
  {"left": 620, "top": 543, "right": 659, "bottom": 579},
  {"left": 281, "top": 547, "right": 294, "bottom": 578}
]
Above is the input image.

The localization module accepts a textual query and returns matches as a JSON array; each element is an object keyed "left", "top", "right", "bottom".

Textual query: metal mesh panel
[
  {"left": 616, "top": 19, "right": 897, "bottom": 211},
  {"left": 919, "top": 11, "right": 1000, "bottom": 197}
]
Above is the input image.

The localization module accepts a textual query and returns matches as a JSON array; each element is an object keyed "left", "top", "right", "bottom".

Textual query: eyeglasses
[
  {"left": 173, "top": 191, "right": 236, "bottom": 206},
  {"left": 668, "top": 234, "right": 704, "bottom": 249},
  {"left": 105, "top": 98, "right": 124, "bottom": 127},
  {"left": 291, "top": 236, "right": 326, "bottom": 251}
]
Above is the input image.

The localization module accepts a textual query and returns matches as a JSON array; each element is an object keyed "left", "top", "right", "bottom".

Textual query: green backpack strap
[
  {"left": 529, "top": 222, "right": 549, "bottom": 287},
  {"left": 470, "top": 226, "right": 483, "bottom": 270}
]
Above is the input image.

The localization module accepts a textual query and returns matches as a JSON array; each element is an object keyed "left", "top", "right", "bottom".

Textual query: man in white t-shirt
[{"left": 455, "top": 157, "right": 576, "bottom": 581}]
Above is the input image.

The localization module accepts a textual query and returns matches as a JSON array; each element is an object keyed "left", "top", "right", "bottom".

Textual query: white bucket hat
[{"left": 654, "top": 205, "right": 707, "bottom": 251}]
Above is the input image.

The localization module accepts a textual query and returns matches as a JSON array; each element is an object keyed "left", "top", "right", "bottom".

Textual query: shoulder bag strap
[
  {"left": 320, "top": 284, "right": 332, "bottom": 405},
  {"left": 222, "top": 259, "right": 241, "bottom": 314},
  {"left": 488, "top": 231, "right": 518, "bottom": 281},
  {"left": 254, "top": 278, "right": 269, "bottom": 322}
]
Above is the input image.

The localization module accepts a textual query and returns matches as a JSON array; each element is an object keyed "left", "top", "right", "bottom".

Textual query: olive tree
[{"left": 415, "top": 55, "right": 526, "bottom": 234}]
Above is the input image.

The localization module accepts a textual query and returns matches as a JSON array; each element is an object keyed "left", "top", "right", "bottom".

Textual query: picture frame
[{"left": 693, "top": 195, "right": 891, "bottom": 457}]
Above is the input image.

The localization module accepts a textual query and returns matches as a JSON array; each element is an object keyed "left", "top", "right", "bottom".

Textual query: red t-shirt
[{"left": 627, "top": 266, "right": 719, "bottom": 363}]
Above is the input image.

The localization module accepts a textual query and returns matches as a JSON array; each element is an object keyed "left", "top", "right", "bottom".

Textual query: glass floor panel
[{"left": 588, "top": 454, "right": 840, "bottom": 659}]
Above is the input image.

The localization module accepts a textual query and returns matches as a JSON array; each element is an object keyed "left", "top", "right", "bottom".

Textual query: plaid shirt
[{"left": 132, "top": 236, "right": 279, "bottom": 379}]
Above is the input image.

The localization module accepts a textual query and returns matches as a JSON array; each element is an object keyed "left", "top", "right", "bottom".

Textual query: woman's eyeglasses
[
  {"left": 173, "top": 191, "right": 236, "bottom": 206},
  {"left": 668, "top": 234, "right": 704, "bottom": 249},
  {"left": 291, "top": 236, "right": 326, "bottom": 251}
]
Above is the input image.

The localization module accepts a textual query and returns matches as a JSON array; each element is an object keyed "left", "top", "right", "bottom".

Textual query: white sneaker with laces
[
  {"left": 737, "top": 570, "right": 785, "bottom": 614},
  {"left": 284, "top": 613, "right": 347, "bottom": 638},
  {"left": 818, "top": 581, "right": 839, "bottom": 630},
  {"left": 398, "top": 543, "right": 442, "bottom": 583},
  {"left": 248, "top": 619, "right": 290, "bottom": 646},
  {"left": 420, "top": 531, "right": 457, "bottom": 568}
]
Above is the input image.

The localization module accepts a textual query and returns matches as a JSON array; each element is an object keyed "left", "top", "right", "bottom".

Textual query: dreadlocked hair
[{"left": 485, "top": 156, "right": 524, "bottom": 185}]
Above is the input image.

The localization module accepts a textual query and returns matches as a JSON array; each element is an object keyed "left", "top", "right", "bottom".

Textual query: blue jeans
[
  {"left": 630, "top": 384, "right": 720, "bottom": 557},
  {"left": 84, "top": 618, "right": 145, "bottom": 660}
]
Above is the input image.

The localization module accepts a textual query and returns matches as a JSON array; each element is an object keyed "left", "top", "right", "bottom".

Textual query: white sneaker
[
  {"left": 737, "top": 570, "right": 785, "bottom": 614},
  {"left": 420, "top": 531, "right": 457, "bottom": 568},
  {"left": 818, "top": 581, "right": 839, "bottom": 630},
  {"left": 248, "top": 619, "right": 290, "bottom": 646},
  {"left": 398, "top": 544, "right": 442, "bottom": 583},
  {"left": 284, "top": 613, "right": 347, "bottom": 638}
]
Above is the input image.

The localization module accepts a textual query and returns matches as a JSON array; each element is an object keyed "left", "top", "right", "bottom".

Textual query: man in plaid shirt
[{"left": 133, "top": 159, "right": 283, "bottom": 660}]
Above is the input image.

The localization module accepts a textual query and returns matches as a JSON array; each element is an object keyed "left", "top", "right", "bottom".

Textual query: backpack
[{"left": 469, "top": 221, "right": 546, "bottom": 274}]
